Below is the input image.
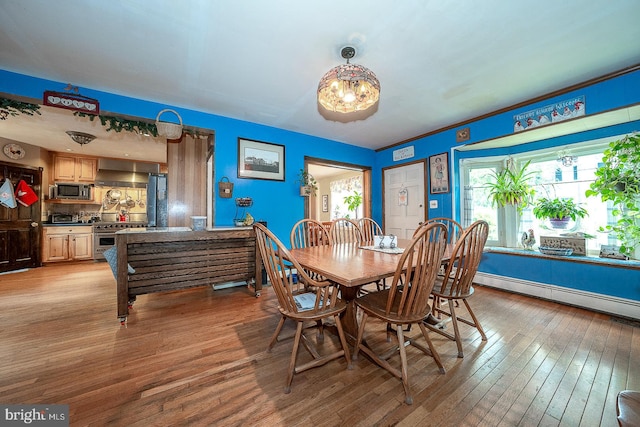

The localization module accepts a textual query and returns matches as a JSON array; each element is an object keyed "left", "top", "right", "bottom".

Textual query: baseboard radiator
[{"left": 474, "top": 272, "right": 640, "bottom": 321}]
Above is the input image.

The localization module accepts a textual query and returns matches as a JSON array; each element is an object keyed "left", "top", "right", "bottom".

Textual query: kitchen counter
[
  {"left": 114, "top": 225, "right": 253, "bottom": 233},
  {"left": 114, "top": 226, "right": 262, "bottom": 322},
  {"left": 42, "top": 222, "right": 94, "bottom": 226}
]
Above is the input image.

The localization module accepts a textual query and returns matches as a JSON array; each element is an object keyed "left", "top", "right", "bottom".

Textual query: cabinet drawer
[{"left": 44, "top": 226, "right": 93, "bottom": 235}]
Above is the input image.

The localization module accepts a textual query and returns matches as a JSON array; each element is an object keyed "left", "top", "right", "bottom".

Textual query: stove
[{"left": 93, "top": 222, "right": 147, "bottom": 260}]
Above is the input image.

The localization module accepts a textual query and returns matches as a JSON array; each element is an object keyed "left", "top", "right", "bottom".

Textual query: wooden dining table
[{"left": 289, "top": 239, "right": 452, "bottom": 339}]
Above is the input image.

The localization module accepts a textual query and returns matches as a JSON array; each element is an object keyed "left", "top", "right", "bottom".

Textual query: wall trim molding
[{"left": 474, "top": 272, "right": 640, "bottom": 321}]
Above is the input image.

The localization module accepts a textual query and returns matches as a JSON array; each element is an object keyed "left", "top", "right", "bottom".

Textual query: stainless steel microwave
[{"left": 53, "top": 182, "right": 92, "bottom": 200}]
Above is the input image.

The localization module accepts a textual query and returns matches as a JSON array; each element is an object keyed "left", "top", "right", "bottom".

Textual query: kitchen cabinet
[
  {"left": 42, "top": 225, "right": 93, "bottom": 262},
  {"left": 52, "top": 154, "right": 97, "bottom": 182}
]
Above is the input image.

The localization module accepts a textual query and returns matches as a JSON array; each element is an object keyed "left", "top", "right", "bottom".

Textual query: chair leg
[
  {"left": 448, "top": 298, "right": 464, "bottom": 358},
  {"left": 463, "top": 298, "right": 487, "bottom": 341},
  {"left": 417, "top": 322, "right": 446, "bottom": 374},
  {"left": 284, "top": 322, "right": 304, "bottom": 394},
  {"left": 353, "top": 312, "right": 369, "bottom": 361},
  {"left": 395, "top": 325, "right": 413, "bottom": 405},
  {"left": 268, "top": 316, "right": 286, "bottom": 352},
  {"left": 333, "top": 314, "right": 352, "bottom": 369}
]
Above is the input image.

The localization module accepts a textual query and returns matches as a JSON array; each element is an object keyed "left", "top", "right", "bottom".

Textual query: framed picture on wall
[
  {"left": 237, "top": 138, "right": 285, "bottom": 181},
  {"left": 322, "top": 194, "right": 329, "bottom": 212},
  {"left": 429, "top": 152, "right": 449, "bottom": 194}
]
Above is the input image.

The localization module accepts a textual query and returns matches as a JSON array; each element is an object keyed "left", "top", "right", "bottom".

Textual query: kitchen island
[{"left": 114, "top": 226, "right": 262, "bottom": 322}]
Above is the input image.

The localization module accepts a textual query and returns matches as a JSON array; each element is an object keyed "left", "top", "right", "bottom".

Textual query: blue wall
[
  {"left": 2, "top": 68, "right": 639, "bottom": 304},
  {"left": 374, "top": 68, "right": 640, "bottom": 304},
  {"left": 0, "top": 70, "right": 375, "bottom": 243}
]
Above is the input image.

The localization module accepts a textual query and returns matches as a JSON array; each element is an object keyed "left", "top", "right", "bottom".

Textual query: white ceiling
[{"left": 1, "top": 0, "right": 639, "bottom": 163}]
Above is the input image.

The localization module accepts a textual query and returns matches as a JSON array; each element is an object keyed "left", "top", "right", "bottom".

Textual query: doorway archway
[{"left": 303, "top": 157, "right": 372, "bottom": 221}]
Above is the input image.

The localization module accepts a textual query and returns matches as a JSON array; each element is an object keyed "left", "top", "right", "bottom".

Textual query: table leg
[{"left": 339, "top": 285, "right": 360, "bottom": 341}]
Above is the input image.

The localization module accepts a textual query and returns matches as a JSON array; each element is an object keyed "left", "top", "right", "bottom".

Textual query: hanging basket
[
  {"left": 155, "top": 109, "right": 183, "bottom": 140},
  {"left": 218, "top": 176, "right": 234, "bottom": 198}
]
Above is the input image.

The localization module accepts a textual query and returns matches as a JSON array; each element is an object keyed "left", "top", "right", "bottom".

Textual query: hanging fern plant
[{"left": 0, "top": 97, "right": 41, "bottom": 120}]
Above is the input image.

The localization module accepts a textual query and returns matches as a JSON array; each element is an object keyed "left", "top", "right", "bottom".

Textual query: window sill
[{"left": 484, "top": 246, "right": 640, "bottom": 270}]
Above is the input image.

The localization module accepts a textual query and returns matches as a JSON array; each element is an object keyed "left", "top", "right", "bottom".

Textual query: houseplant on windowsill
[
  {"left": 487, "top": 159, "right": 536, "bottom": 214},
  {"left": 532, "top": 197, "right": 588, "bottom": 229},
  {"left": 585, "top": 133, "right": 640, "bottom": 258},
  {"left": 296, "top": 169, "right": 318, "bottom": 197}
]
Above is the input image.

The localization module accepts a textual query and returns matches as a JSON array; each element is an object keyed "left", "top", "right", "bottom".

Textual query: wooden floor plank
[{"left": 0, "top": 263, "right": 637, "bottom": 427}]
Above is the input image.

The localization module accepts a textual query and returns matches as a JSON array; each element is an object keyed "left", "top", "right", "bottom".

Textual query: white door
[{"left": 383, "top": 161, "right": 426, "bottom": 239}]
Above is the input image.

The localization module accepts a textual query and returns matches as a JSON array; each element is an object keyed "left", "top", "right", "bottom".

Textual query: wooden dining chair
[
  {"left": 329, "top": 217, "right": 363, "bottom": 244},
  {"left": 424, "top": 219, "right": 489, "bottom": 358},
  {"left": 423, "top": 217, "right": 464, "bottom": 245},
  {"left": 290, "top": 218, "right": 332, "bottom": 283},
  {"left": 253, "top": 223, "right": 352, "bottom": 393},
  {"left": 421, "top": 217, "right": 465, "bottom": 313},
  {"left": 358, "top": 217, "right": 383, "bottom": 242},
  {"left": 358, "top": 217, "right": 386, "bottom": 292},
  {"left": 353, "top": 222, "right": 449, "bottom": 405},
  {"left": 290, "top": 218, "right": 332, "bottom": 249}
]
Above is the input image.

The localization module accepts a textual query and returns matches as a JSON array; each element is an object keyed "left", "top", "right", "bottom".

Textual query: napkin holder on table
[{"left": 374, "top": 235, "right": 397, "bottom": 249}]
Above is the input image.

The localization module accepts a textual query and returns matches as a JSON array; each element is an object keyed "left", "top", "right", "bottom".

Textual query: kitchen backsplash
[{"left": 45, "top": 186, "right": 148, "bottom": 222}]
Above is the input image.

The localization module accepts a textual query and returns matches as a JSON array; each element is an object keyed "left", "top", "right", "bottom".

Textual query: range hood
[{"left": 94, "top": 159, "right": 160, "bottom": 188}]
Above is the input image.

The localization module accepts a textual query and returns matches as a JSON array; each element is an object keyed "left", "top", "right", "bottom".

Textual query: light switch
[{"left": 429, "top": 200, "right": 438, "bottom": 208}]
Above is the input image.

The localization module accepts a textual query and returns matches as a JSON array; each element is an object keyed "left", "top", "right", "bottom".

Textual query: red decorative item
[
  {"left": 43, "top": 90, "right": 100, "bottom": 114},
  {"left": 15, "top": 180, "right": 38, "bottom": 207}
]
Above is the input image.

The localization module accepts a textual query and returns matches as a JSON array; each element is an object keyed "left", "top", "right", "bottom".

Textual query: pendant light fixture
[
  {"left": 317, "top": 46, "right": 380, "bottom": 116},
  {"left": 66, "top": 130, "right": 96, "bottom": 146}
]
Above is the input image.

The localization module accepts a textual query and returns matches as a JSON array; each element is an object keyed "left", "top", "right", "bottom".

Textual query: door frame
[
  {"left": 303, "top": 156, "right": 372, "bottom": 220},
  {"left": 381, "top": 158, "right": 428, "bottom": 232}
]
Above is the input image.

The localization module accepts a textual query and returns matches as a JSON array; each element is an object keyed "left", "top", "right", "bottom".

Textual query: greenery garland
[
  {"left": 0, "top": 97, "right": 41, "bottom": 120},
  {"left": 74, "top": 111, "right": 204, "bottom": 139},
  {"left": 74, "top": 112, "right": 159, "bottom": 137},
  {"left": 0, "top": 96, "right": 205, "bottom": 139}
]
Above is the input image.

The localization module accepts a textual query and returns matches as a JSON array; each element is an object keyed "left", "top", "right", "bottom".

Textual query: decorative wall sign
[
  {"left": 429, "top": 152, "right": 449, "bottom": 194},
  {"left": 44, "top": 90, "right": 100, "bottom": 114},
  {"left": 392, "top": 146, "right": 414, "bottom": 161},
  {"left": 322, "top": 194, "right": 329, "bottom": 212},
  {"left": 237, "top": 138, "right": 285, "bottom": 181},
  {"left": 456, "top": 127, "right": 470, "bottom": 142},
  {"left": 513, "top": 95, "right": 585, "bottom": 133},
  {"left": 398, "top": 187, "right": 408, "bottom": 206}
]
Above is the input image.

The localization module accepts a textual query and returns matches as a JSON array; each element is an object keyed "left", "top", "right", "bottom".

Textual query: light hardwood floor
[{"left": 0, "top": 262, "right": 638, "bottom": 426}]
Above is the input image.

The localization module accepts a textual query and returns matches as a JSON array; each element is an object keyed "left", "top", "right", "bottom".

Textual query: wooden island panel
[{"left": 115, "top": 227, "right": 261, "bottom": 321}]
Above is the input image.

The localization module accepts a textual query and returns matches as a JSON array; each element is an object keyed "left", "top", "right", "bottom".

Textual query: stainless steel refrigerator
[{"left": 146, "top": 173, "right": 168, "bottom": 227}]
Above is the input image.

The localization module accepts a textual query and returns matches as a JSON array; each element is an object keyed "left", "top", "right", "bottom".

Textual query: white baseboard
[{"left": 474, "top": 272, "right": 640, "bottom": 321}]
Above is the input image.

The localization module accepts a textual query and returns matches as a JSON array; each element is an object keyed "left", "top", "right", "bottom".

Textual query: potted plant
[
  {"left": 343, "top": 191, "right": 362, "bottom": 219},
  {"left": 585, "top": 133, "right": 640, "bottom": 258},
  {"left": 296, "top": 169, "right": 318, "bottom": 196},
  {"left": 532, "top": 197, "right": 588, "bottom": 229},
  {"left": 487, "top": 159, "right": 536, "bottom": 214}
]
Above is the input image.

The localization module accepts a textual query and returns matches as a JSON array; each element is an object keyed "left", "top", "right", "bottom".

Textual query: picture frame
[
  {"left": 237, "top": 138, "right": 285, "bottom": 181},
  {"left": 322, "top": 194, "right": 329, "bottom": 212},
  {"left": 429, "top": 152, "right": 449, "bottom": 194}
]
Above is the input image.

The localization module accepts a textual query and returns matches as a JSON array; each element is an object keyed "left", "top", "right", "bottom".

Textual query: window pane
[{"left": 466, "top": 166, "right": 500, "bottom": 242}]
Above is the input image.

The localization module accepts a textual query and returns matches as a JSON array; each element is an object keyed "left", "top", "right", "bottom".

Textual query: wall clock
[{"left": 3, "top": 143, "right": 26, "bottom": 160}]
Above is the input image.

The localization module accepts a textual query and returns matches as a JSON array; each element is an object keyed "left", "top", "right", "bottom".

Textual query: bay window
[{"left": 459, "top": 136, "right": 623, "bottom": 255}]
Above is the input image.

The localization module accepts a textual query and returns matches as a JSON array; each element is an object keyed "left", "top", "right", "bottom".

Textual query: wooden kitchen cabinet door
[
  {"left": 44, "top": 234, "right": 69, "bottom": 262},
  {"left": 52, "top": 154, "right": 97, "bottom": 182},
  {"left": 76, "top": 157, "right": 97, "bottom": 182},
  {"left": 53, "top": 155, "right": 77, "bottom": 181},
  {"left": 70, "top": 233, "right": 93, "bottom": 260}
]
